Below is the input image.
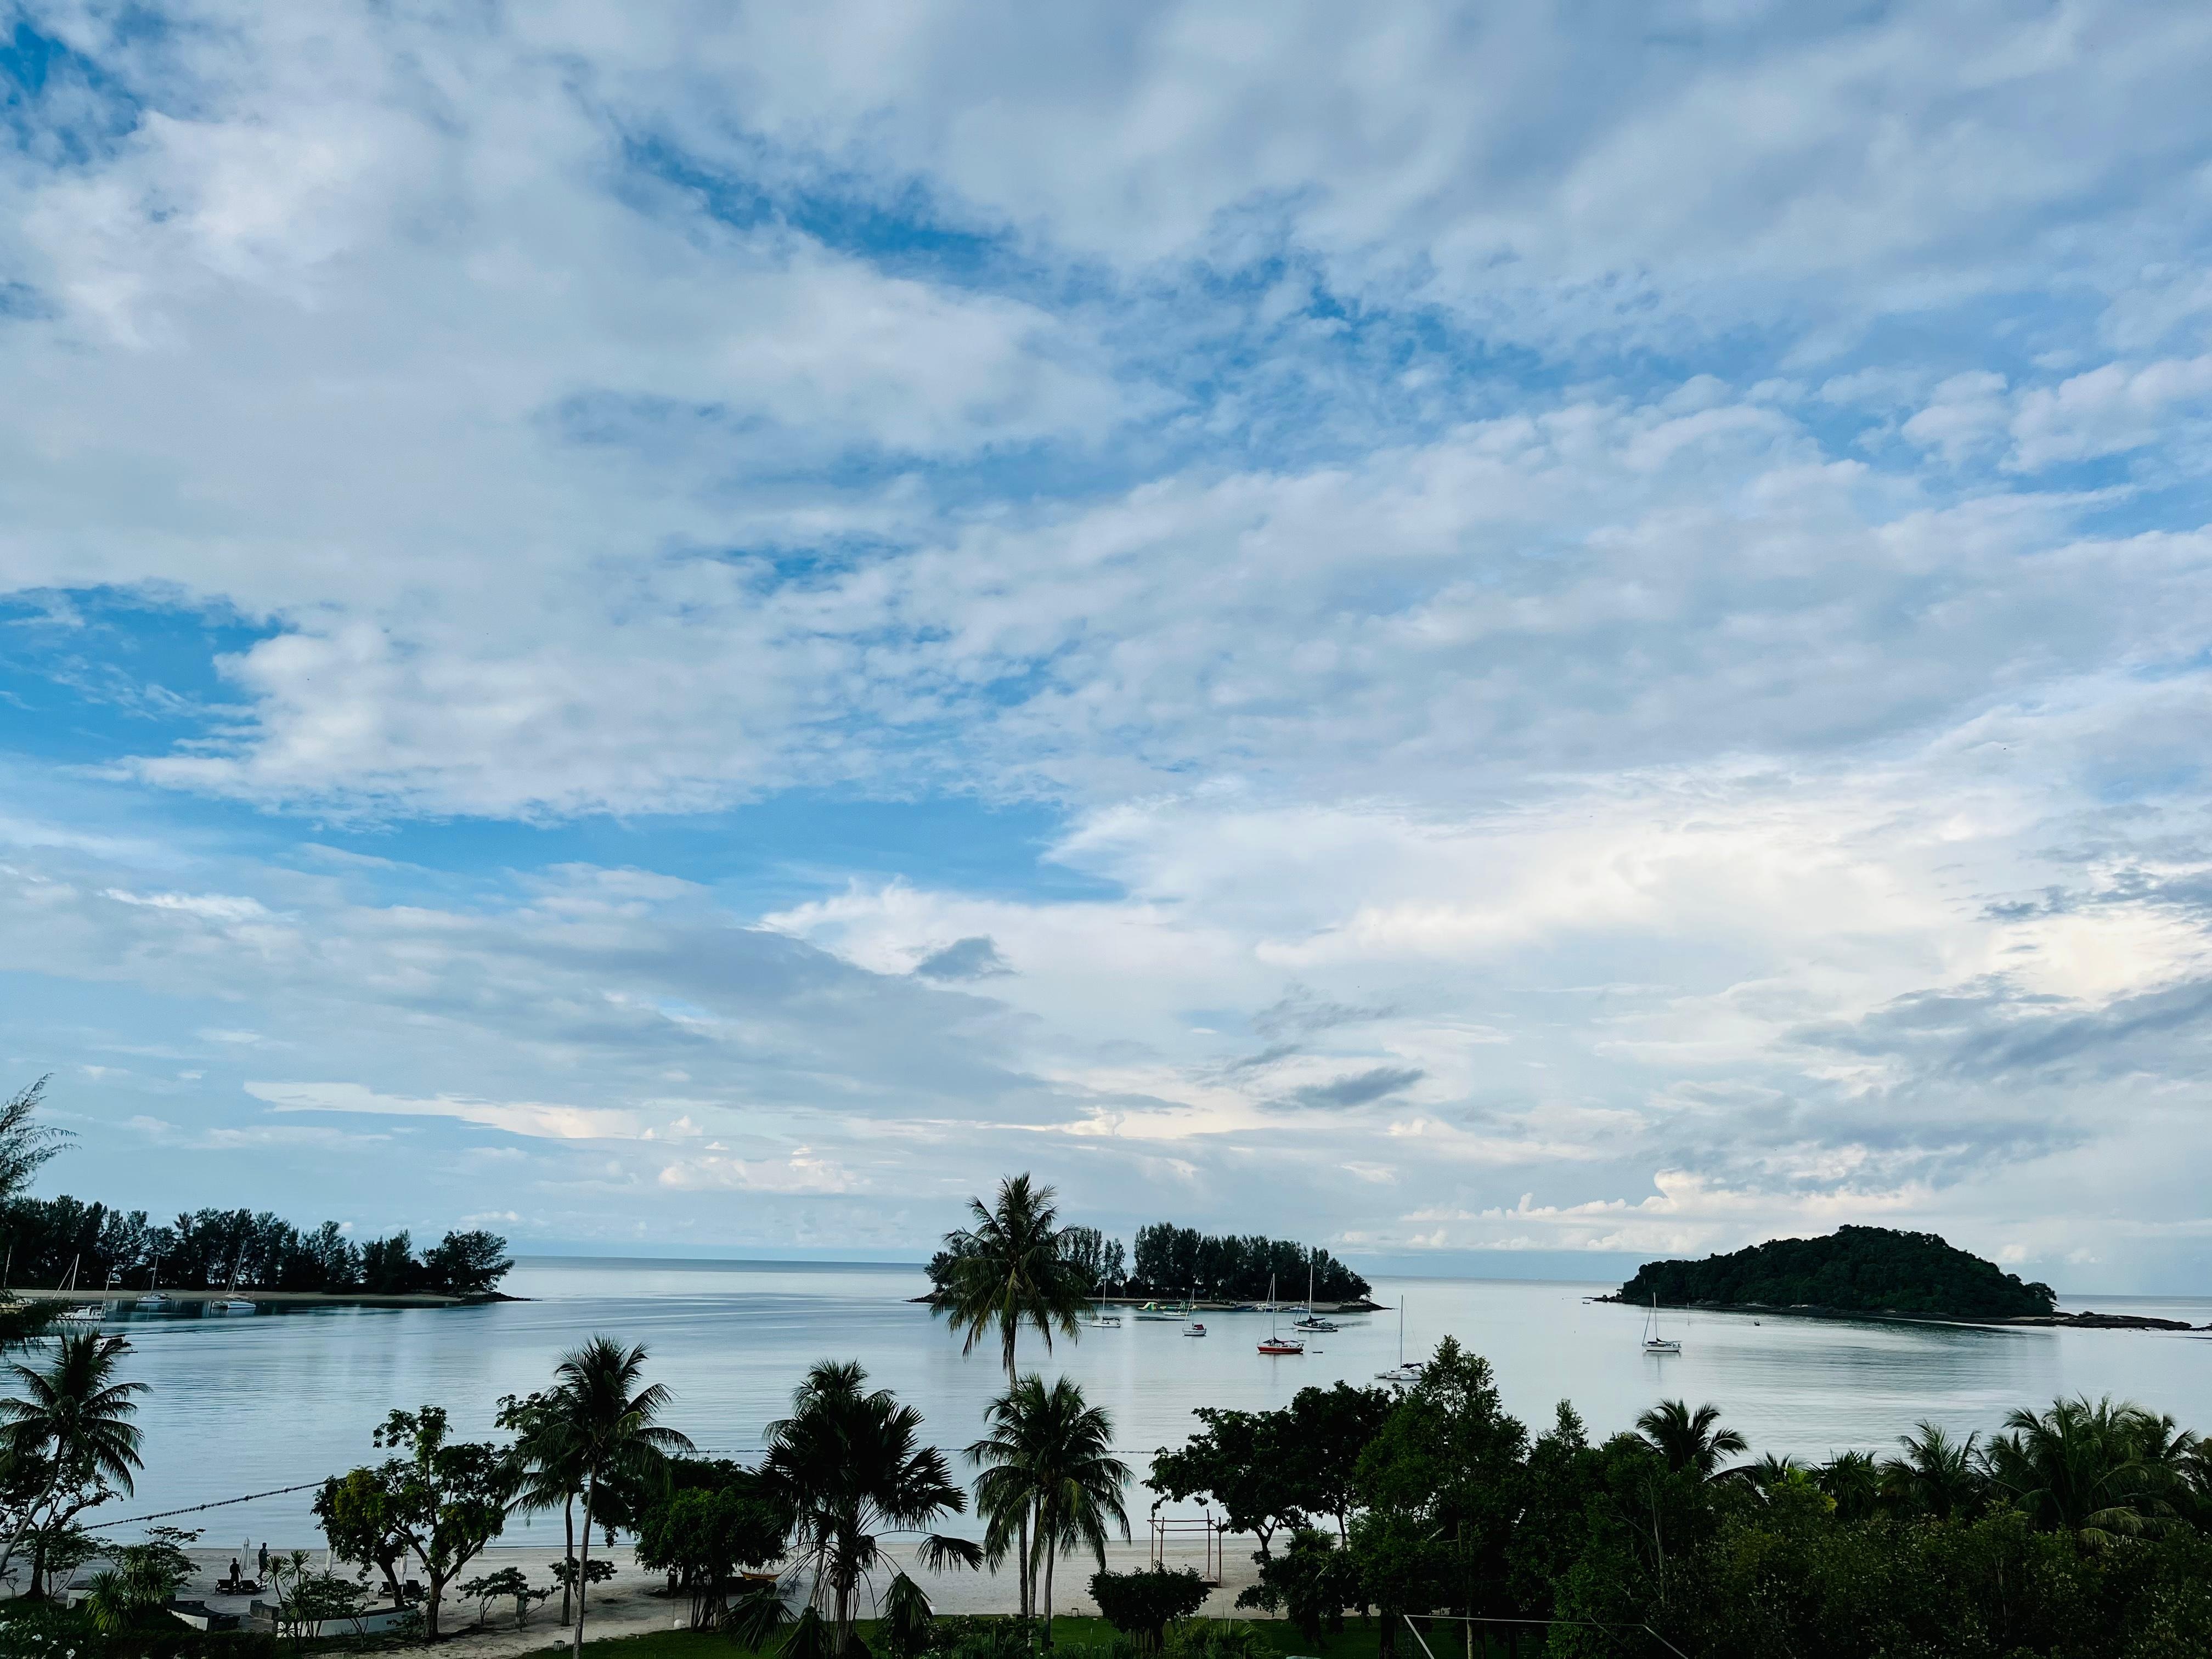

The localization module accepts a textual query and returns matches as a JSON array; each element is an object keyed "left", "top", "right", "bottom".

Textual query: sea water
[{"left": 91, "top": 1257, "right": 2211, "bottom": 1546}]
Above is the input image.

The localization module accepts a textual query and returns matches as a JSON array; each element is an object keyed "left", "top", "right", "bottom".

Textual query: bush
[
  {"left": 1163, "top": 1622, "right": 1270, "bottom": 1659},
  {"left": 1089, "top": 1567, "right": 1210, "bottom": 1653}
]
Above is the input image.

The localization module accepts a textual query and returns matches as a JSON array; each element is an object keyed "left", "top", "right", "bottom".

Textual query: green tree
[
  {"left": 0, "top": 1330, "right": 144, "bottom": 1589},
  {"left": 1816, "top": 1449, "right": 1881, "bottom": 1521},
  {"left": 1150, "top": 1408, "right": 1306, "bottom": 1560},
  {"left": 1353, "top": 1339, "right": 1528, "bottom": 1651},
  {"left": 1284, "top": 1383, "right": 1395, "bottom": 1541},
  {"left": 80, "top": 1527, "right": 198, "bottom": 1634},
  {"left": 422, "top": 1229, "right": 515, "bottom": 1297},
  {"left": 498, "top": 1387, "right": 587, "bottom": 1623},
  {"left": 1985, "top": 1395, "right": 2198, "bottom": 1543},
  {"left": 934, "top": 1172, "right": 1088, "bottom": 1617},
  {"left": 549, "top": 1335, "right": 694, "bottom": 1658},
  {"left": 633, "top": 1463, "right": 786, "bottom": 1628},
  {"left": 761, "top": 1358, "right": 980, "bottom": 1656},
  {"left": 969, "top": 1374, "right": 1130, "bottom": 1646},
  {"left": 269, "top": 1549, "right": 374, "bottom": 1649},
  {"left": 1880, "top": 1422, "right": 1985, "bottom": 1520},
  {"left": 1634, "top": 1399, "right": 1748, "bottom": 1480},
  {"left": 1088, "top": 1565, "right": 1210, "bottom": 1651},
  {"left": 320, "top": 1403, "right": 514, "bottom": 1637},
  {"left": 457, "top": 1564, "right": 550, "bottom": 1630}
]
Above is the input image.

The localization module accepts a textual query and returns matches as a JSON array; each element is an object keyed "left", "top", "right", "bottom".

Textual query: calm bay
[{"left": 97, "top": 1257, "right": 2211, "bottom": 1547}]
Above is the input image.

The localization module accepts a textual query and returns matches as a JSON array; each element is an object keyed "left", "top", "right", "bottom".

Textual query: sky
[{"left": 3, "top": 2, "right": 2212, "bottom": 1292}]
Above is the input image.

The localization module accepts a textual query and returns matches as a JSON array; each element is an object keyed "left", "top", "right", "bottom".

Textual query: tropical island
[
  {"left": 1608, "top": 1224, "right": 2188, "bottom": 1326},
  {"left": 927, "top": 1218, "right": 1376, "bottom": 1307}
]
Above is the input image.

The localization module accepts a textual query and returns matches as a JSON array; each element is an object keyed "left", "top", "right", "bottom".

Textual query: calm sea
[{"left": 86, "top": 1258, "right": 2211, "bottom": 1547}]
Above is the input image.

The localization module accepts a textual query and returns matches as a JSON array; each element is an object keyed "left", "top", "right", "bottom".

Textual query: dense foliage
[
  {"left": 631, "top": 1458, "right": 787, "bottom": 1628},
  {"left": 1089, "top": 1565, "right": 1211, "bottom": 1649},
  {"left": 927, "top": 1217, "right": 1368, "bottom": 1304},
  {"left": 1619, "top": 1224, "right": 2057, "bottom": 1318},
  {"left": 0, "top": 1197, "right": 512, "bottom": 1296},
  {"left": 1153, "top": 1337, "right": 2212, "bottom": 1659},
  {"left": 1128, "top": 1225, "right": 1369, "bottom": 1302}
]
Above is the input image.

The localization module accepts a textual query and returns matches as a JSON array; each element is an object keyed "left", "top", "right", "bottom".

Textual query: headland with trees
[
  {"left": 0, "top": 1077, "right": 514, "bottom": 1304},
  {"left": 1610, "top": 1222, "right": 2212, "bottom": 1333}
]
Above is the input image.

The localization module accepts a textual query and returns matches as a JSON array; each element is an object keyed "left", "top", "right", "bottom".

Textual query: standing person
[
  {"left": 230, "top": 1558, "right": 242, "bottom": 1587},
  {"left": 257, "top": 1543, "right": 268, "bottom": 1579}
]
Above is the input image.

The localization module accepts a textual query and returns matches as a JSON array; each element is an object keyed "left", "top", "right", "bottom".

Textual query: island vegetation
[
  {"left": 0, "top": 1077, "right": 514, "bottom": 1300},
  {"left": 2, "top": 1150, "right": 2208, "bottom": 1659},
  {"left": 928, "top": 1209, "right": 1370, "bottom": 1306},
  {"left": 1617, "top": 1223, "right": 2058, "bottom": 1321}
]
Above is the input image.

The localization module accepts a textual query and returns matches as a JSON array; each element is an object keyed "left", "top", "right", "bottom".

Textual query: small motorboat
[
  {"left": 1086, "top": 1311, "right": 1122, "bottom": 1329},
  {"left": 1182, "top": 1320, "right": 1207, "bottom": 1337}
]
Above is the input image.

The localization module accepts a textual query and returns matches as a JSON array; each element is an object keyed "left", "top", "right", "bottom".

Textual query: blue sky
[{"left": 5, "top": 2, "right": 2212, "bottom": 1290}]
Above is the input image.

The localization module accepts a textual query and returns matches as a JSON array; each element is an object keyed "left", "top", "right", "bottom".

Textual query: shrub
[{"left": 1089, "top": 1567, "right": 1210, "bottom": 1653}]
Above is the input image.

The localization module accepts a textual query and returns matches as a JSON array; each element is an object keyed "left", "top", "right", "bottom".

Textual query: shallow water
[{"left": 87, "top": 1257, "right": 2211, "bottom": 1547}]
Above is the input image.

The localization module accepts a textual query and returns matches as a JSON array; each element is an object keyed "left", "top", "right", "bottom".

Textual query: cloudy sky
[{"left": 4, "top": 3, "right": 2211, "bottom": 1290}]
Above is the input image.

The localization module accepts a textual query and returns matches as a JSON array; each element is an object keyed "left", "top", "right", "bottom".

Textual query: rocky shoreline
[{"left": 1593, "top": 1295, "right": 2207, "bottom": 1332}]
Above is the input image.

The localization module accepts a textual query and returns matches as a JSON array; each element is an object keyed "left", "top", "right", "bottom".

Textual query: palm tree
[
  {"left": 1880, "top": 1422, "right": 1984, "bottom": 1520},
  {"left": 935, "top": 1173, "right": 1089, "bottom": 1618},
  {"left": 761, "top": 1359, "right": 981, "bottom": 1657},
  {"left": 968, "top": 1375, "right": 1130, "bottom": 1647},
  {"left": 1816, "top": 1450, "right": 1881, "bottom": 1521},
  {"left": 1985, "top": 1395, "right": 2197, "bottom": 1544},
  {"left": 1634, "top": 1399, "right": 1747, "bottom": 1480},
  {"left": 549, "top": 1337, "right": 694, "bottom": 1659},
  {"left": 0, "top": 1331, "right": 145, "bottom": 1587},
  {"left": 1725, "top": 1452, "right": 1802, "bottom": 1496},
  {"left": 497, "top": 1390, "right": 588, "bottom": 1624}
]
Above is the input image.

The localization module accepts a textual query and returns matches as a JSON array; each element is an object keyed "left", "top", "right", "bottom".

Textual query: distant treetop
[{"left": 1620, "top": 1226, "right": 2056, "bottom": 1320}]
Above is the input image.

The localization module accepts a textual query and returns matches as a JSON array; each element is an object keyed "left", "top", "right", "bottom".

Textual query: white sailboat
[
  {"left": 1257, "top": 1275, "right": 1305, "bottom": 1354},
  {"left": 1641, "top": 1295, "right": 1680, "bottom": 1355},
  {"left": 1376, "top": 1295, "right": 1423, "bottom": 1384},
  {"left": 134, "top": 1257, "right": 176, "bottom": 1313},
  {"left": 1291, "top": 1261, "right": 1338, "bottom": 1332},
  {"left": 206, "top": 1252, "right": 258, "bottom": 1316},
  {"left": 55, "top": 1256, "right": 104, "bottom": 1325}
]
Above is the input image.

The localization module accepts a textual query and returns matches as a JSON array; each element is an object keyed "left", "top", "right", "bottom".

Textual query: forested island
[
  {"left": 1617, "top": 1224, "right": 2058, "bottom": 1320},
  {"left": 0, "top": 1194, "right": 514, "bottom": 1299},
  {"left": 928, "top": 1218, "right": 1373, "bottom": 1304}
]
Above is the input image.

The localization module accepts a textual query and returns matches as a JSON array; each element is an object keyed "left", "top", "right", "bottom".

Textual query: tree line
[
  {"left": 0, "top": 1079, "right": 515, "bottom": 1300},
  {"left": 929, "top": 1210, "right": 1371, "bottom": 1305},
  {"left": 0, "top": 1194, "right": 513, "bottom": 1299}
]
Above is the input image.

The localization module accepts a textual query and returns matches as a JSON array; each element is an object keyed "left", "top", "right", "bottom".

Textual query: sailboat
[
  {"left": 134, "top": 1258, "right": 176, "bottom": 1313},
  {"left": 1376, "top": 1295, "right": 1423, "bottom": 1384},
  {"left": 1291, "top": 1261, "right": 1338, "bottom": 1333},
  {"left": 1641, "top": 1295, "right": 1680, "bottom": 1355},
  {"left": 206, "top": 1252, "right": 258, "bottom": 1316},
  {"left": 55, "top": 1256, "right": 104, "bottom": 1325},
  {"left": 1257, "top": 1274, "right": 1305, "bottom": 1355}
]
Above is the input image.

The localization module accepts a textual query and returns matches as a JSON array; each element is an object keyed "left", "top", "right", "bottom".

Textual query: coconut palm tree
[
  {"left": 1985, "top": 1395, "right": 2197, "bottom": 1543},
  {"left": 549, "top": 1336, "right": 695, "bottom": 1659},
  {"left": 1880, "top": 1422, "right": 1985, "bottom": 1520},
  {"left": 1816, "top": 1450, "right": 1881, "bottom": 1521},
  {"left": 934, "top": 1173, "right": 1089, "bottom": 1617},
  {"left": 761, "top": 1359, "right": 981, "bottom": 1657},
  {"left": 0, "top": 1331, "right": 145, "bottom": 1586},
  {"left": 1724, "top": 1452, "right": 1802, "bottom": 1496},
  {"left": 968, "top": 1375, "right": 1130, "bottom": 1647},
  {"left": 497, "top": 1390, "right": 588, "bottom": 1623},
  {"left": 1634, "top": 1399, "right": 1747, "bottom": 1480}
]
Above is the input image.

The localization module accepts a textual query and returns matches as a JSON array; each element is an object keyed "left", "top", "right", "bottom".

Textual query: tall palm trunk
[
  {"left": 570, "top": 1476, "right": 595, "bottom": 1659},
  {"left": 1003, "top": 1335, "right": 1031, "bottom": 1623},
  {"left": 561, "top": 1494, "right": 575, "bottom": 1624},
  {"left": 1041, "top": 1530, "right": 1057, "bottom": 1648}
]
